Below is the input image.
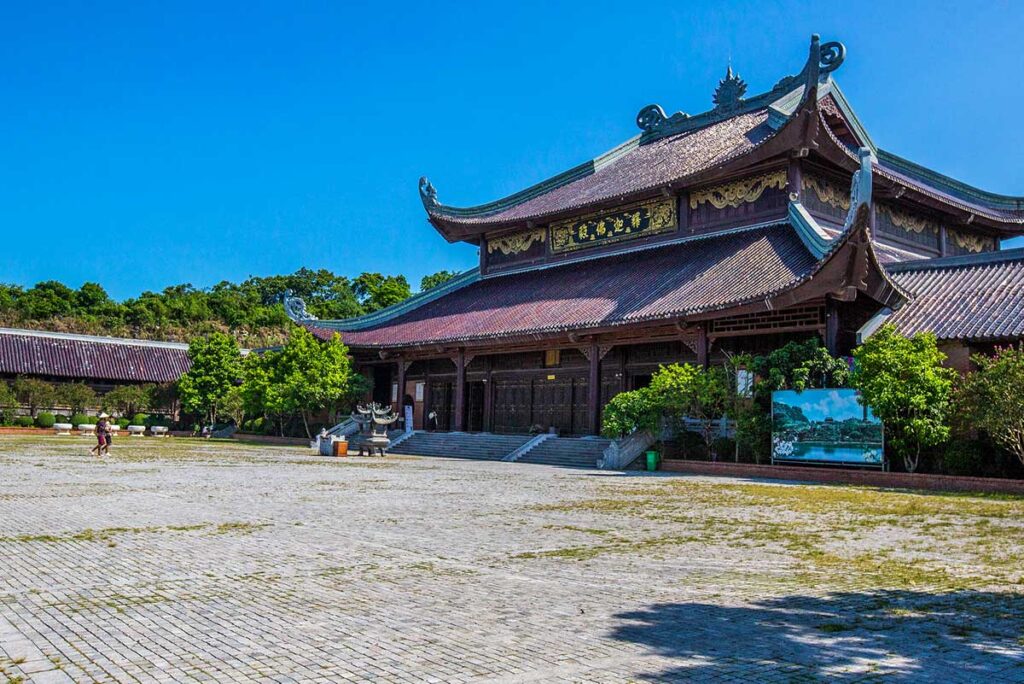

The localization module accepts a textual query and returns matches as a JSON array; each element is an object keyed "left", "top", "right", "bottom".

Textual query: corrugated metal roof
[
  {"left": 312, "top": 223, "right": 818, "bottom": 348},
  {"left": 887, "top": 249, "right": 1024, "bottom": 341},
  {"left": 0, "top": 329, "right": 192, "bottom": 382}
]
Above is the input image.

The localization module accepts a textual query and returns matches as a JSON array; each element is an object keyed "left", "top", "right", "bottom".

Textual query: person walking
[{"left": 90, "top": 413, "right": 111, "bottom": 456}]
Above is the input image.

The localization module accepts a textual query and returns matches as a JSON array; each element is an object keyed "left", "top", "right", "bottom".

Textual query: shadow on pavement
[{"left": 612, "top": 590, "right": 1024, "bottom": 681}]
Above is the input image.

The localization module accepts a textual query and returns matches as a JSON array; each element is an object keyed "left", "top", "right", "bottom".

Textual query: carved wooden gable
[{"left": 688, "top": 169, "right": 789, "bottom": 231}]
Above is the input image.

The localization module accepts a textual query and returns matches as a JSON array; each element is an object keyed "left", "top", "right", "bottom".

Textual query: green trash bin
[{"left": 645, "top": 450, "right": 659, "bottom": 472}]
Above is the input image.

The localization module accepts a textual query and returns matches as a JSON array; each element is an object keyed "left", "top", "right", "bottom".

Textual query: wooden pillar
[
  {"left": 696, "top": 325, "right": 709, "bottom": 368},
  {"left": 483, "top": 357, "right": 493, "bottom": 433},
  {"left": 824, "top": 298, "right": 841, "bottom": 356},
  {"left": 587, "top": 342, "right": 601, "bottom": 436},
  {"left": 395, "top": 359, "right": 407, "bottom": 411},
  {"left": 939, "top": 225, "right": 949, "bottom": 257},
  {"left": 453, "top": 349, "right": 466, "bottom": 432}
]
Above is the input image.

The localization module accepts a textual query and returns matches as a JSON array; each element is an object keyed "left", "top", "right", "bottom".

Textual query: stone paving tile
[{"left": 0, "top": 437, "right": 1022, "bottom": 682}]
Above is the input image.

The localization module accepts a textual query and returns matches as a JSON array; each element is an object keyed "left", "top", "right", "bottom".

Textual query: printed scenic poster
[{"left": 771, "top": 389, "right": 884, "bottom": 466}]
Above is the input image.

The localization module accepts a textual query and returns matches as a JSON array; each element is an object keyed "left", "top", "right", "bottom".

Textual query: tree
[
  {"left": 960, "top": 345, "right": 1024, "bottom": 467},
  {"left": 420, "top": 270, "right": 458, "bottom": 292},
  {"left": 0, "top": 382, "right": 16, "bottom": 423},
  {"left": 734, "top": 339, "right": 852, "bottom": 463},
  {"left": 12, "top": 377, "right": 56, "bottom": 417},
  {"left": 56, "top": 383, "right": 97, "bottom": 415},
  {"left": 16, "top": 281, "right": 75, "bottom": 319},
  {"left": 353, "top": 273, "right": 412, "bottom": 313},
  {"left": 177, "top": 332, "right": 242, "bottom": 426},
  {"left": 852, "top": 325, "right": 956, "bottom": 473},
  {"left": 220, "top": 385, "right": 246, "bottom": 429},
  {"left": 103, "top": 384, "right": 152, "bottom": 417},
  {"left": 650, "top": 363, "right": 731, "bottom": 457}
]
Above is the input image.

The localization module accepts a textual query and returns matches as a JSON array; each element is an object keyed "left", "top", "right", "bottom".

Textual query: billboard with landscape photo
[{"left": 771, "top": 389, "right": 884, "bottom": 467}]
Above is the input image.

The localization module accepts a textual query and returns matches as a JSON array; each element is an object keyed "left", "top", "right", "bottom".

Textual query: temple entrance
[
  {"left": 466, "top": 381, "right": 485, "bottom": 432},
  {"left": 427, "top": 381, "right": 454, "bottom": 431},
  {"left": 372, "top": 365, "right": 392, "bottom": 405},
  {"left": 493, "top": 378, "right": 532, "bottom": 434}
]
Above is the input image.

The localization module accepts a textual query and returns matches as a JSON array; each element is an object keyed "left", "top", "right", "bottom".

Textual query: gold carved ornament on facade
[
  {"left": 801, "top": 174, "right": 851, "bottom": 211},
  {"left": 486, "top": 229, "right": 547, "bottom": 256},
  {"left": 879, "top": 204, "right": 939, "bottom": 235},
  {"left": 550, "top": 198, "right": 677, "bottom": 253},
  {"left": 951, "top": 229, "right": 992, "bottom": 254},
  {"left": 689, "top": 170, "right": 788, "bottom": 210}
]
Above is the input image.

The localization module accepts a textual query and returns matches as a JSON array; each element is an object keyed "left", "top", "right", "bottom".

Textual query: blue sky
[{"left": 2, "top": 1, "right": 1022, "bottom": 300}]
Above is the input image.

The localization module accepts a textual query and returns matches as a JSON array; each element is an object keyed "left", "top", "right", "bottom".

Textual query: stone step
[
  {"left": 390, "top": 432, "right": 533, "bottom": 461},
  {"left": 516, "top": 437, "right": 610, "bottom": 469}
]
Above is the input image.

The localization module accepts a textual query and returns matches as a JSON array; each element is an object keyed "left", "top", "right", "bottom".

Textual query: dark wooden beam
[{"left": 696, "top": 325, "right": 709, "bottom": 368}]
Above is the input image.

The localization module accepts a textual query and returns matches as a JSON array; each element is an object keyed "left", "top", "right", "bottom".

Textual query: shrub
[
  {"left": 70, "top": 413, "right": 94, "bottom": 426},
  {"left": 132, "top": 413, "right": 149, "bottom": 426},
  {"left": 16, "top": 415, "right": 35, "bottom": 427},
  {"left": 651, "top": 363, "right": 730, "bottom": 451},
  {"left": 601, "top": 387, "right": 660, "bottom": 439},
  {"left": 117, "top": 418, "right": 130, "bottom": 429},
  {"left": 941, "top": 438, "right": 985, "bottom": 477},
  {"left": 55, "top": 414, "right": 69, "bottom": 424},
  {"left": 710, "top": 436, "right": 736, "bottom": 460},
  {"left": 676, "top": 430, "right": 707, "bottom": 459},
  {"left": 35, "top": 412, "right": 56, "bottom": 428}
]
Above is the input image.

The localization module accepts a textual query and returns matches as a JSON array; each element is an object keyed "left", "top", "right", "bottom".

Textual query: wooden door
[
  {"left": 493, "top": 378, "right": 532, "bottom": 433},
  {"left": 533, "top": 377, "right": 574, "bottom": 435},
  {"left": 571, "top": 377, "right": 590, "bottom": 435},
  {"left": 466, "top": 381, "right": 485, "bottom": 432},
  {"left": 428, "top": 382, "right": 453, "bottom": 431}
]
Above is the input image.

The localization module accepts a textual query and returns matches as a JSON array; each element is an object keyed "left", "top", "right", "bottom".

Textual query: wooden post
[
  {"left": 483, "top": 357, "right": 493, "bottom": 432},
  {"left": 453, "top": 349, "right": 466, "bottom": 432},
  {"left": 824, "top": 298, "right": 840, "bottom": 356},
  {"left": 395, "top": 359, "right": 407, "bottom": 411},
  {"left": 588, "top": 342, "right": 601, "bottom": 436},
  {"left": 696, "top": 325, "right": 709, "bottom": 368}
]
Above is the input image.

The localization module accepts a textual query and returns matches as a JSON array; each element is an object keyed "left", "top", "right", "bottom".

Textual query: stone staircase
[
  {"left": 388, "top": 432, "right": 534, "bottom": 461},
  {"left": 515, "top": 437, "right": 612, "bottom": 469}
]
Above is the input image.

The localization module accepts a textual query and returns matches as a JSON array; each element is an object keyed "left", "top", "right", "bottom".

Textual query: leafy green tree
[
  {"left": 650, "top": 363, "right": 731, "bottom": 456},
  {"left": 852, "top": 325, "right": 956, "bottom": 473},
  {"left": 601, "top": 387, "right": 660, "bottom": 439},
  {"left": 12, "top": 377, "right": 56, "bottom": 417},
  {"left": 103, "top": 384, "right": 152, "bottom": 417},
  {"left": 420, "top": 270, "right": 458, "bottom": 292},
  {"left": 220, "top": 385, "right": 247, "bottom": 429},
  {"left": 751, "top": 338, "right": 850, "bottom": 398},
  {"left": 0, "top": 382, "right": 16, "bottom": 423},
  {"left": 353, "top": 273, "right": 412, "bottom": 313},
  {"left": 244, "top": 328, "right": 357, "bottom": 438},
  {"left": 177, "top": 333, "right": 242, "bottom": 426},
  {"left": 17, "top": 281, "right": 75, "bottom": 319},
  {"left": 56, "top": 383, "right": 98, "bottom": 415},
  {"left": 959, "top": 345, "right": 1024, "bottom": 467}
]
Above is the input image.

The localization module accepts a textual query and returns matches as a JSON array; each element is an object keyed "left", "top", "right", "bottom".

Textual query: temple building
[{"left": 292, "top": 36, "right": 1024, "bottom": 436}]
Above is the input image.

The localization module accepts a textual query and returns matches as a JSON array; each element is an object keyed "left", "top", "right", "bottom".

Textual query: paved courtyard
[{"left": 0, "top": 436, "right": 1023, "bottom": 683}]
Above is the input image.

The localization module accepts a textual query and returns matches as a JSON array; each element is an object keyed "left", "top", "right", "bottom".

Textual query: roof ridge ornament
[
  {"left": 419, "top": 176, "right": 439, "bottom": 210},
  {"left": 713, "top": 65, "right": 748, "bottom": 112},
  {"left": 281, "top": 289, "right": 318, "bottom": 322},
  {"left": 842, "top": 147, "right": 875, "bottom": 234},
  {"left": 637, "top": 34, "right": 846, "bottom": 136}
]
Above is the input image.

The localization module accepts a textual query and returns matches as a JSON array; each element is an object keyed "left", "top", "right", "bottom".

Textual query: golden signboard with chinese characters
[{"left": 549, "top": 198, "right": 676, "bottom": 254}]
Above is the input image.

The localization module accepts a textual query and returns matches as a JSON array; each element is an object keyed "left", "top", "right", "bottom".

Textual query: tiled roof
[
  {"left": 886, "top": 249, "right": 1024, "bottom": 341},
  {"left": 0, "top": 329, "right": 192, "bottom": 383},
  {"left": 312, "top": 223, "right": 819, "bottom": 348},
  {"left": 426, "top": 109, "right": 776, "bottom": 227}
]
